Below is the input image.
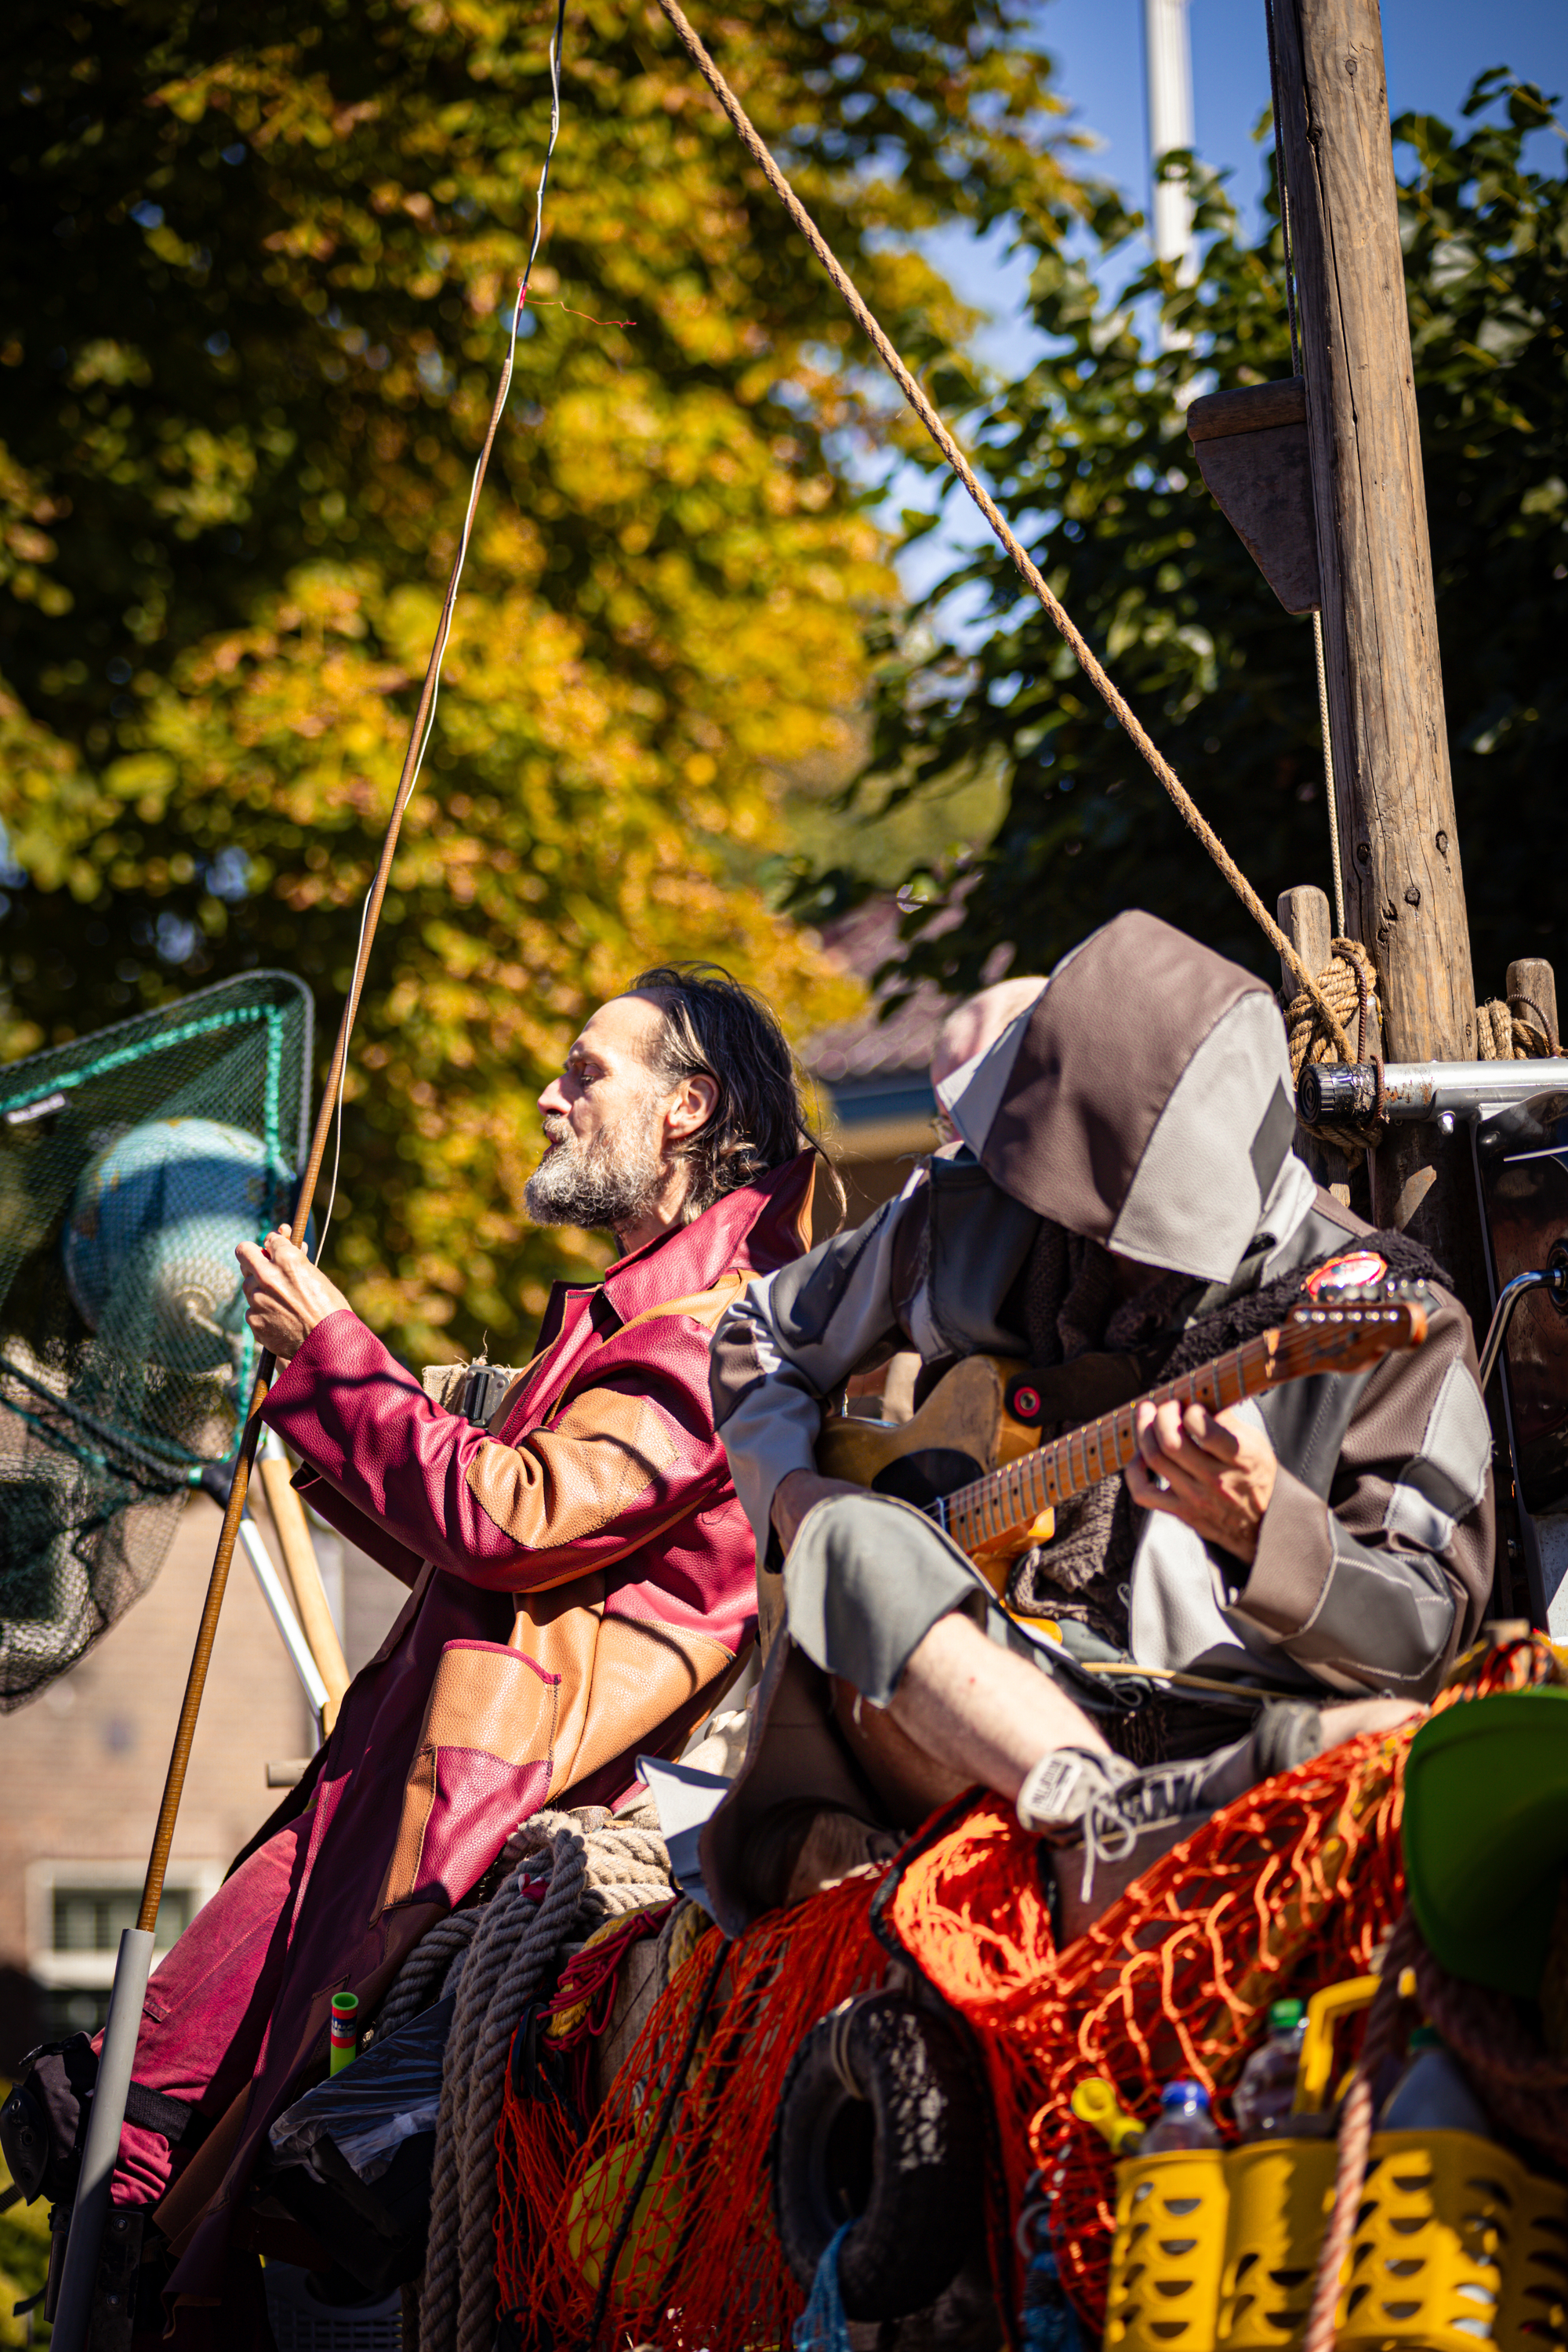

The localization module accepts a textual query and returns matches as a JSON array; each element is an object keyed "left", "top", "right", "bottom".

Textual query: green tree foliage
[
  {"left": 0, "top": 0, "right": 1078, "bottom": 1358},
  {"left": 836, "top": 76, "right": 1566, "bottom": 1007}
]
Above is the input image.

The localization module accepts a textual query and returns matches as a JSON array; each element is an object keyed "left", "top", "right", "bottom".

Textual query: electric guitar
[{"left": 815, "top": 1287, "right": 1430, "bottom": 1589}]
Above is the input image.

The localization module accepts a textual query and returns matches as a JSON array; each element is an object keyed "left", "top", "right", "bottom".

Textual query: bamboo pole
[{"left": 257, "top": 1429, "right": 350, "bottom": 1730}]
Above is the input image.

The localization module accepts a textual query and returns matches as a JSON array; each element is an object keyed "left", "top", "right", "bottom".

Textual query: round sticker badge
[{"left": 1304, "top": 1249, "right": 1388, "bottom": 1298}]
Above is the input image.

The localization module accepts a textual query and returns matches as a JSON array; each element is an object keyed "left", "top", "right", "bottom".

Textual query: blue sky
[
  {"left": 949, "top": 0, "right": 1568, "bottom": 374},
  {"left": 895, "top": 0, "right": 1567, "bottom": 603}
]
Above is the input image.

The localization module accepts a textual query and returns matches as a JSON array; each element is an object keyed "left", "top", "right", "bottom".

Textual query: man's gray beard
[{"left": 524, "top": 1101, "right": 669, "bottom": 1234}]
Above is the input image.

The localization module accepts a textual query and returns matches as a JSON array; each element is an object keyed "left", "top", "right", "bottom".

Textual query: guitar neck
[{"left": 939, "top": 1329, "right": 1283, "bottom": 1557}]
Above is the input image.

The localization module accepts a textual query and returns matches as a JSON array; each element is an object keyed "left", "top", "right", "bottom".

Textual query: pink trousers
[{"left": 100, "top": 1818, "right": 307, "bottom": 2209}]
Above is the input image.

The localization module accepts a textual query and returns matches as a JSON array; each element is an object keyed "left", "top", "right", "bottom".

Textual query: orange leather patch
[
  {"left": 615, "top": 1267, "right": 748, "bottom": 1336},
  {"left": 516, "top": 1581, "right": 733, "bottom": 1800},
  {"left": 465, "top": 1388, "right": 681, "bottom": 1549},
  {"left": 376, "top": 1642, "right": 559, "bottom": 1913}
]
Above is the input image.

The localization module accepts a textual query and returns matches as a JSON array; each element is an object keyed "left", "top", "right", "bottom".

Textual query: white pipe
[
  {"left": 51, "top": 1927, "right": 156, "bottom": 2352},
  {"left": 239, "top": 1515, "right": 329, "bottom": 1729},
  {"left": 1145, "top": 0, "right": 1198, "bottom": 279}
]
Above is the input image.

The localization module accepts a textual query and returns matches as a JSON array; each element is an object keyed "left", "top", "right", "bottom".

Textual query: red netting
[
  {"left": 495, "top": 1867, "right": 891, "bottom": 2348},
  {"left": 492, "top": 1637, "right": 1559, "bottom": 2348},
  {"left": 884, "top": 1635, "right": 1562, "bottom": 2332}
]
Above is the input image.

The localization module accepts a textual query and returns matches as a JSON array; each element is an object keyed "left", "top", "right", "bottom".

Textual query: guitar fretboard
[{"left": 935, "top": 1329, "right": 1283, "bottom": 1555}]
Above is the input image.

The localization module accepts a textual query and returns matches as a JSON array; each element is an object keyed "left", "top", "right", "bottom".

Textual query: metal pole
[
  {"left": 50, "top": 1928, "right": 155, "bottom": 2351},
  {"left": 238, "top": 1514, "right": 329, "bottom": 1733},
  {"left": 1145, "top": 0, "right": 1198, "bottom": 282}
]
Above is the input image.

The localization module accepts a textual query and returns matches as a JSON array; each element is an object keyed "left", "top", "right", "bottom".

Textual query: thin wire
[
  {"left": 1266, "top": 0, "right": 1345, "bottom": 937},
  {"left": 1313, "top": 611, "right": 1345, "bottom": 935},
  {"left": 308, "top": 0, "right": 569, "bottom": 1270}
]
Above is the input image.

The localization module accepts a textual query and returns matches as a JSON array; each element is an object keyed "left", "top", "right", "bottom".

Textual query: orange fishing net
[
  {"left": 493, "top": 1638, "right": 1558, "bottom": 2349},
  {"left": 882, "top": 1634, "right": 1561, "bottom": 2332},
  {"left": 495, "top": 1867, "right": 892, "bottom": 2348}
]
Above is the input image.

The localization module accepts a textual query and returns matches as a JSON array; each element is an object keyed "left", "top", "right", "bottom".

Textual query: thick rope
[
  {"left": 1301, "top": 1911, "right": 1417, "bottom": 2352},
  {"left": 410, "top": 1806, "right": 677, "bottom": 2352},
  {"left": 418, "top": 1819, "right": 586, "bottom": 2352},
  {"left": 1477, "top": 994, "right": 1561, "bottom": 1059},
  {"left": 376, "top": 1912, "right": 481, "bottom": 2043},
  {"left": 1286, "top": 937, "right": 1385, "bottom": 1156},
  {"left": 652, "top": 0, "right": 1356, "bottom": 1061}
]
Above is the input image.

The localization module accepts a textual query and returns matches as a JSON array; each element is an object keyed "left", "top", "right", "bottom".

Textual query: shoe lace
[{"left": 1076, "top": 1763, "right": 1203, "bottom": 1902}]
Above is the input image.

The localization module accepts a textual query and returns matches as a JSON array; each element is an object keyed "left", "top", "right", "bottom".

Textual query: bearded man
[{"left": 17, "top": 965, "right": 820, "bottom": 2338}]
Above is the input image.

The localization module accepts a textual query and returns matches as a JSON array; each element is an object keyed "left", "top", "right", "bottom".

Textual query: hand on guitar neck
[{"left": 1127, "top": 1398, "right": 1278, "bottom": 1566}]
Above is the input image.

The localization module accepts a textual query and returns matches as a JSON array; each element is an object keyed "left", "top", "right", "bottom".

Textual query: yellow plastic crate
[
  {"left": 1338, "top": 2129, "right": 1523, "bottom": 2352},
  {"left": 1498, "top": 2165, "right": 1568, "bottom": 2352},
  {"left": 1105, "top": 2150, "right": 1229, "bottom": 2352},
  {"left": 1105, "top": 2129, "right": 1568, "bottom": 2352},
  {"left": 1218, "top": 2137, "right": 1339, "bottom": 2350}
]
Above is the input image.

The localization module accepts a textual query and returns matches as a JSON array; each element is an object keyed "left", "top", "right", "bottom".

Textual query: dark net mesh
[{"left": 0, "top": 971, "right": 312, "bottom": 1705}]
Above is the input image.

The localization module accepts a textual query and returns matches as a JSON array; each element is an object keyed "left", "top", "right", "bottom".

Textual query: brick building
[{"left": 0, "top": 1489, "right": 402, "bottom": 2070}]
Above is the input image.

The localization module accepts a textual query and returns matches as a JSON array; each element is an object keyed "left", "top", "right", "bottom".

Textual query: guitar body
[{"left": 816, "top": 1357, "right": 1054, "bottom": 1577}]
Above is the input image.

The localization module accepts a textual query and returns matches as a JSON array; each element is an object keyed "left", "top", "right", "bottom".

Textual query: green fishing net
[{"left": 0, "top": 971, "right": 313, "bottom": 1707}]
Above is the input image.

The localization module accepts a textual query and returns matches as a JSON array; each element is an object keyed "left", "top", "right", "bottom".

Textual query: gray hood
[{"left": 936, "top": 911, "right": 1301, "bottom": 1286}]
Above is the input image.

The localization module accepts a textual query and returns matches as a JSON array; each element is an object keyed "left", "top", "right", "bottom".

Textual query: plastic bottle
[
  {"left": 1018, "top": 2188, "right": 1085, "bottom": 2352},
  {"left": 1142, "top": 2080, "right": 1223, "bottom": 2152},
  {"left": 1233, "top": 1998, "right": 1307, "bottom": 2140},
  {"left": 1377, "top": 2026, "right": 1492, "bottom": 2136}
]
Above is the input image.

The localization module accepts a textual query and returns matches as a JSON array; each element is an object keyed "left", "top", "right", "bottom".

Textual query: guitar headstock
[{"left": 1275, "top": 1281, "right": 1433, "bottom": 1376}]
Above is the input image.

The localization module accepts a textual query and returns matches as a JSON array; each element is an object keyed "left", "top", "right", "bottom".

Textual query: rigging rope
[
  {"left": 653, "top": 0, "right": 1356, "bottom": 1061},
  {"left": 314, "top": 0, "right": 568, "bottom": 1260}
]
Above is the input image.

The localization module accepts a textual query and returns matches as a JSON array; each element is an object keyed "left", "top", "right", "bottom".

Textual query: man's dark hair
[{"left": 628, "top": 964, "right": 842, "bottom": 1222}]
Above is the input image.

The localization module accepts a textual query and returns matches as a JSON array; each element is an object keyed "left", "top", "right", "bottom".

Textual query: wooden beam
[
  {"left": 1508, "top": 957, "right": 1559, "bottom": 1051},
  {"left": 1278, "top": 884, "right": 1356, "bottom": 1207},
  {"left": 1276, "top": 884, "right": 1333, "bottom": 998},
  {"left": 1272, "top": 0, "right": 1478, "bottom": 1265}
]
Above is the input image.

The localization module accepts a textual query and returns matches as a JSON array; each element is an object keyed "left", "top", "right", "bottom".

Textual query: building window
[{"left": 27, "top": 1862, "right": 219, "bottom": 2037}]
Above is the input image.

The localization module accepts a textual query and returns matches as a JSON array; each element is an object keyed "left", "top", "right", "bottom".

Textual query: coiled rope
[
  {"left": 409, "top": 1803, "right": 677, "bottom": 2352},
  {"left": 1287, "top": 943, "right": 1561, "bottom": 1157},
  {"left": 1285, "top": 938, "right": 1386, "bottom": 1154},
  {"left": 652, "top": 0, "right": 1356, "bottom": 1061}
]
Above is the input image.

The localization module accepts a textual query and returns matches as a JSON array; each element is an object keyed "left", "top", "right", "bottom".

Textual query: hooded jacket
[{"left": 710, "top": 915, "right": 1494, "bottom": 1702}]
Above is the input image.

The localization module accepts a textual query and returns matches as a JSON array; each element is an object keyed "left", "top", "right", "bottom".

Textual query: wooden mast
[{"left": 1271, "top": 0, "right": 1476, "bottom": 1265}]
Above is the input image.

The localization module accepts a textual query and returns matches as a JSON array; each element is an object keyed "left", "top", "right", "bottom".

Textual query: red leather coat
[{"left": 157, "top": 1152, "right": 814, "bottom": 2297}]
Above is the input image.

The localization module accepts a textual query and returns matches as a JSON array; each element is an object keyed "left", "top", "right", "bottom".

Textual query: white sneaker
[{"left": 1017, "top": 1746, "right": 1215, "bottom": 1899}]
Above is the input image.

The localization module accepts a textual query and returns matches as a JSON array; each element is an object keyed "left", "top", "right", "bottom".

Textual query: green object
[
  {"left": 329, "top": 1991, "right": 360, "bottom": 2075},
  {"left": 1268, "top": 1999, "right": 1305, "bottom": 2034},
  {"left": 1401, "top": 1688, "right": 1568, "bottom": 1999},
  {"left": 0, "top": 972, "right": 311, "bottom": 1705}
]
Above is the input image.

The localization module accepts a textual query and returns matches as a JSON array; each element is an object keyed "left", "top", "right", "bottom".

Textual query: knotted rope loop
[
  {"left": 1287, "top": 938, "right": 1388, "bottom": 1156},
  {"left": 1478, "top": 995, "right": 1562, "bottom": 1061}
]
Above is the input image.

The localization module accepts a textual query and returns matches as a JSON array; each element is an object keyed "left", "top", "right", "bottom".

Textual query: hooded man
[
  {"left": 12, "top": 965, "right": 822, "bottom": 2341},
  {"left": 702, "top": 913, "right": 1494, "bottom": 1933}
]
